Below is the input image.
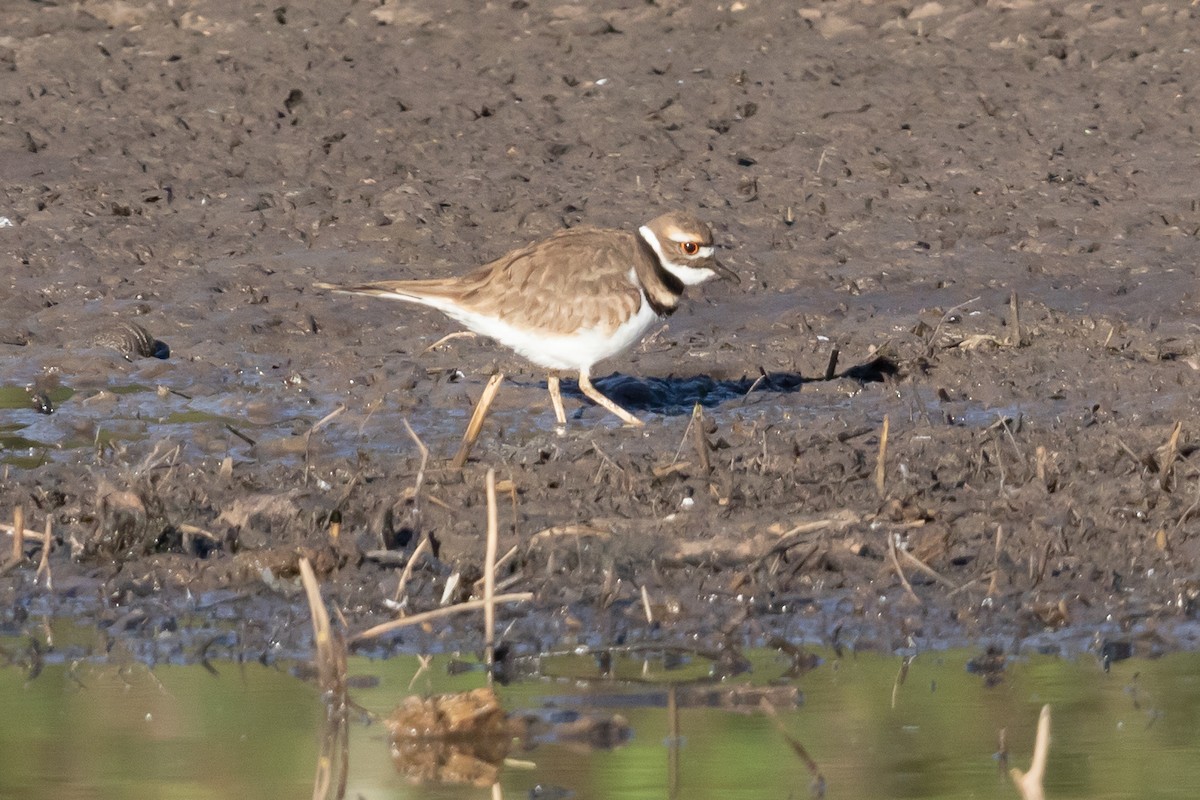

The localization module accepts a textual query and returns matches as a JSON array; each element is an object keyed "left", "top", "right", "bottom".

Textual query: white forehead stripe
[{"left": 639, "top": 225, "right": 719, "bottom": 286}]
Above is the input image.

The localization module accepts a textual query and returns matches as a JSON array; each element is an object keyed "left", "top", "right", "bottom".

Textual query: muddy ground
[{"left": 1, "top": 0, "right": 1199, "bottom": 665}]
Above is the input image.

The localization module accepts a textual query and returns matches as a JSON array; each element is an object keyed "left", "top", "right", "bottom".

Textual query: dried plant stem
[
  {"left": 484, "top": 468, "right": 499, "bottom": 678},
  {"left": 453, "top": 372, "right": 505, "bottom": 468},
  {"left": 640, "top": 585, "right": 654, "bottom": 624},
  {"left": 36, "top": 516, "right": 52, "bottom": 589},
  {"left": 1007, "top": 290, "right": 1023, "bottom": 347},
  {"left": 874, "top": 415, "right": 890, "bottom": 497},
  {"left": 402, "top": 417, "right": 430, "bottom": 546},
  {"left": 759, "top": 698, "right": 825, "bottom": 789},
  {"left": 394, "top": 535, "right": 432, "bottom": 602},
  {"left": 888, "top": 531, "right": 920, "bottom": 605},
  {"left": 352, "top": 593, "right": 533, "bottom": 642},
  {"left": 691, "top": 404, "right": 711, "bottom": 474},
  {"left": 899, "top": 547, "right": 955, "bottom": 589},
  {"left": 1010, "top": 705, "right": 1051, "bottom": 800},
  {"left": 988, "top": 525, "right": 1003, "bottom": 597},
  {"left": 12, "top": 506, "right": 24, "bottom": 563},
  {"left": 1159, "top": 421, "right": 1183, "bottom": 490},
  {"left": 823, "top": 346, "right": 840, "bottom": 380}
]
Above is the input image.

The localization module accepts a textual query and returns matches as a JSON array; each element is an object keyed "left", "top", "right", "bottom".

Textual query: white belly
[{"left": 437, "top": 297, "right": 661, "bottom": 372}]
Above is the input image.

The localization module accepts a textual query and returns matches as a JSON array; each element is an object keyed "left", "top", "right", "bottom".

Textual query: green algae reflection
[{"left": 0, "top": 648, "right": 1198, "bottom": 799}]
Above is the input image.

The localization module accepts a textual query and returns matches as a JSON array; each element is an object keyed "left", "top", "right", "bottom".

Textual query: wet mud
[{"left": 2, "top": 0, "right": 1199, "bottom": 661}]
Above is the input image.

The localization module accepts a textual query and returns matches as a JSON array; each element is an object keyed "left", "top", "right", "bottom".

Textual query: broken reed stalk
[
  {"left": 452, "top": 372, "right": 505, "bottom": 469},
  {"left": 352, "top": 593, "right": 533, "bottom": 642},
  {"left": 691, "top": 403, "right": 711, "bottom": 474},
  {"left": 12, "top": 506, "right": 24, "bottom": 563},
  {"left": 1159, "top": 421, "right": 1183, "bottom": 491},
  {"left": 988, "top": 525, "right": 1003, "bottom": 597},
  {"left": 874, "top": 415, "right": 890, "bottom": 497},
  {"left": 640, "top": 585, "right": 654, "bottom": 624},
  {"left": 36, "top": 516, "right": 52, "bottom": 589},
  {"left": 823, "top": 346, "right": 840, "bottom": 381},
  {"left": 484, "top": 468, "right": 499, "bottom": 679},
  {"left": 1007, "top": 291, "right": 1022, "bottom": 347},
  {"left": 1010, "top": 705, "right": 1051, "bottom": 800},
  {"left": 298, "top": 557, "right": 339, "bottom": 692},
  {"left": 299, "top": 557, "right": 350, "bottom": 800}
]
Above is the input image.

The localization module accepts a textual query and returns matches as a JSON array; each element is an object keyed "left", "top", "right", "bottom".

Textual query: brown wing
[
  {"left": 317, "top": 227, "right": 645, "bottom": 335},
  {"left": 450, "top": 227, "right": 644, "bottom": 336}
]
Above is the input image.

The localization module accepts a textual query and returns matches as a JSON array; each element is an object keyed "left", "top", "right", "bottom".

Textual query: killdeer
[{"left": 316, "top": 212, "right": 736, "bottom": 453}]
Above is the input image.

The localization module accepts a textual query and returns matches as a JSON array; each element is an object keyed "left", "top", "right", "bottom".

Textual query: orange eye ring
[{"left": 679, "top": 241, "right": 700, "bottom": 256}]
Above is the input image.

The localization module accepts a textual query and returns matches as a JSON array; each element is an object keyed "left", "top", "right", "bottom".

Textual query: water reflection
[{"left": 0, "top": 646, "right": 1199, "bottom": 799}]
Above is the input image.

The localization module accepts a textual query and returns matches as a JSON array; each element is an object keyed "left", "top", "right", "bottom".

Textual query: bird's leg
[
  {"left": 578, "top": 370, "right": 644, "bottom": 427},
  {"left": 547, "top": 375, "right": 567, "bottom": 426},
  {"left": 452, "top": 372, "right": 505, "bottom": 468}
]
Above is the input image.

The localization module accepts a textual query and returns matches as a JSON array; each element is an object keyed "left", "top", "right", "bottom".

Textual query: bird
[{"left": 315, "top": 211, "right": 737, "bottom": 444}]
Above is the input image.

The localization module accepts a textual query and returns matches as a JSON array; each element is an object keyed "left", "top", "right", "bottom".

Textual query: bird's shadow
[{"left": 551, "top": 355, "right": 898, "bottom": 418}]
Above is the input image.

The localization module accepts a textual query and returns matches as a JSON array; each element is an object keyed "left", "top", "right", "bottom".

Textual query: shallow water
[{"left": 1, "top": 645, "right": 1197, "bottom": 800}]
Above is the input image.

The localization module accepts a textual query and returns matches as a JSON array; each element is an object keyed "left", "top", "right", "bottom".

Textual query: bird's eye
[{"left": 679, "top": 241, "right": 700, "bottom": 256}]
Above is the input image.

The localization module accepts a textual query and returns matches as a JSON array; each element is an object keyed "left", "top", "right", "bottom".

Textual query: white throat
[{"left": 639, "top": 225, "right": 717, "bottom": 286}]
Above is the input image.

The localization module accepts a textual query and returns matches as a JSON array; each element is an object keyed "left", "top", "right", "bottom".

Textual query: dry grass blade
[
  {"left": 874, "top": 415, "right": 889, "bottom": 497},
  {"left": 394, "top": 534, "right": 433, "bottom": 602},
  {"left": 925, "top": 295, "right": 981, "bottom": 355},
  {"left": 1010, "top": 705, "right": 1051, "bottom": 800},
  {"left": 352, "top": 593, "right": 533, "bottom": 642},
  {"left": 1159, "top": 421, "right": 1183, "bottom": 491},
  {"left": 423, "top": 330, "right": 477, "bottom": 353}
]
